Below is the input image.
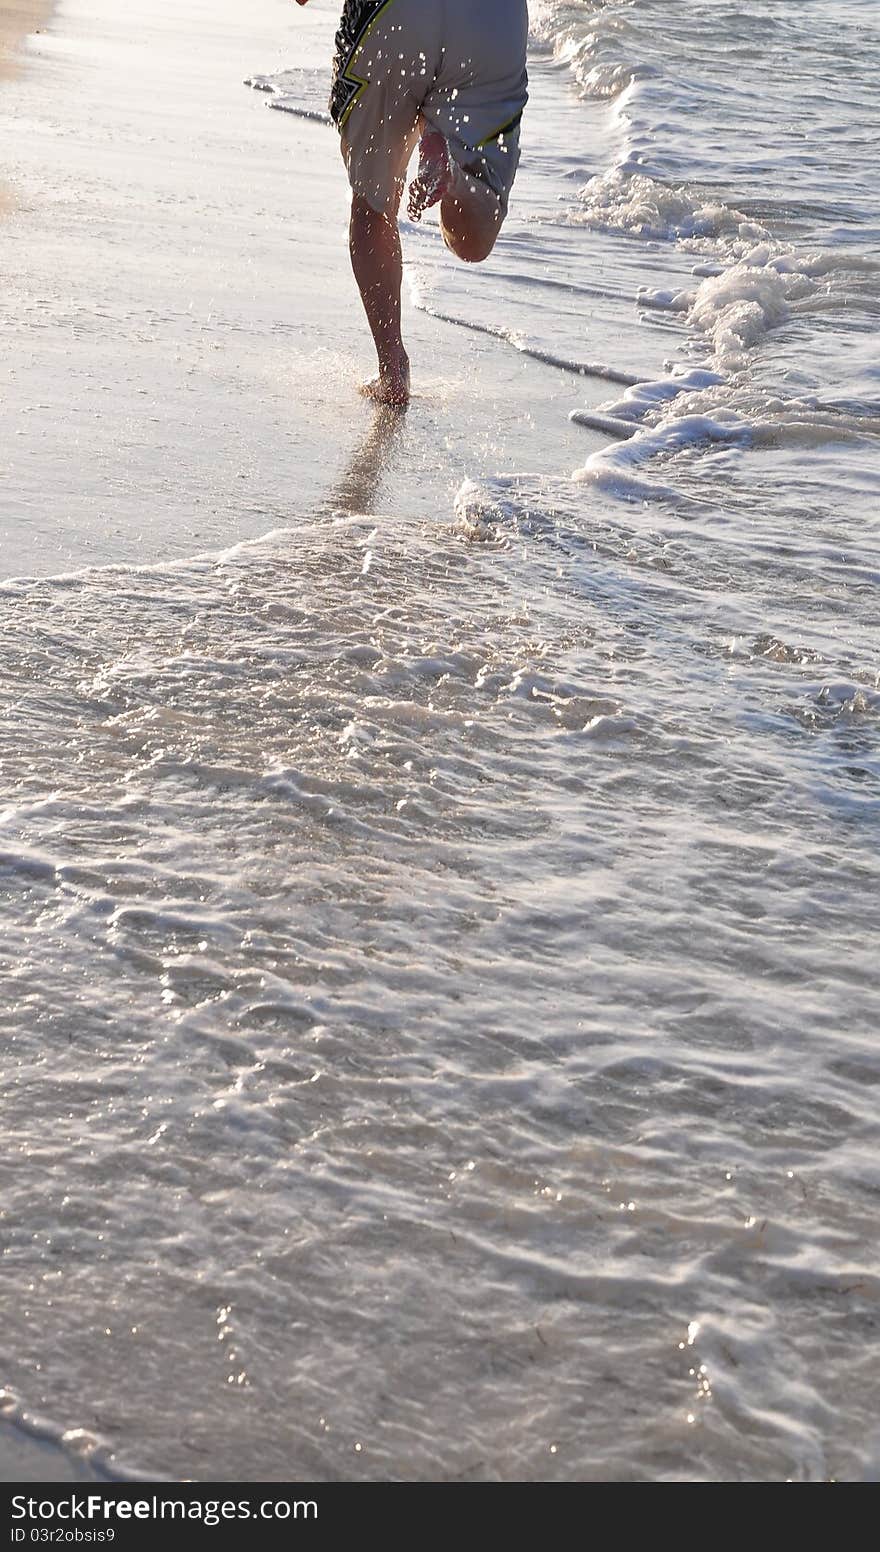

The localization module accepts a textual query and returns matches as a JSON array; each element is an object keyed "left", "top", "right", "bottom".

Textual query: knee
[{"left": 443, "top": 226, "right": 499, "bottom": 264}]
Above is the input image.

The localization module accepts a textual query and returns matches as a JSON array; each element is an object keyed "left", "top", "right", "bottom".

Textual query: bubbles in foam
[{"left": 571, "top": 167, "right": 768, "bottom": 247}]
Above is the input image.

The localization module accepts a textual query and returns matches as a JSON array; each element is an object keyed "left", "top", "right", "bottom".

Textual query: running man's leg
[
  {"left": 348, "top": 193, "right": 410, "bottom": 406},
  {"left": 328, "top": 1, "right": 527, "bottom": 395},
  {"left": 330, "top": 2, "right": 438, "bottom": 404},
  {"left": 408, "top": 128, "right": 503, "bottom": 263},
  {"left": 439, "top": 163, "right": 509, "bottom": 265}
]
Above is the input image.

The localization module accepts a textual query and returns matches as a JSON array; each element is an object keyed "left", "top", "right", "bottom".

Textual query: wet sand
[
  {"left": 0, "top": 1, "right": 52, "bottom": 76},
  {"left": 0, "top": 0, "right": 597, "bottom": 582},
  {"left": 0, "top": 0, "right": 52, "bottom": 207}
]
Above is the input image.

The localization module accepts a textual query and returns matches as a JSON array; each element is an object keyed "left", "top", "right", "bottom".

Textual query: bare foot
[
  {"left": 359, "top": 351, "right": 411, "bottom": 408},
  {"left": 407, "top": 129, "right": 452, "bottom": 222}
]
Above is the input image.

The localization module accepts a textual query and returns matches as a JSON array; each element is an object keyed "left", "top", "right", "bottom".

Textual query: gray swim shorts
[{"left": 330, "top": 0, "right": 529, "bottom": 216}]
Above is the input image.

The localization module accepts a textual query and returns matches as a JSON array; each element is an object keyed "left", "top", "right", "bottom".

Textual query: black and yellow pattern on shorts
[{"left": 330, "top": 1, "right": 394, "bottom": 130}]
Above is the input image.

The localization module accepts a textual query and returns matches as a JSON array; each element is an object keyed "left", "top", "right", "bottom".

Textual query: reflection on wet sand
[
  {"left": 1, "top": 0, "right": 54, "bottom": 211},
  {"left": 0, "top": 1, "right": 52, "bottom": 81},
  {"left": 328, "top": 405, "right": 408, "bottom": 519}
]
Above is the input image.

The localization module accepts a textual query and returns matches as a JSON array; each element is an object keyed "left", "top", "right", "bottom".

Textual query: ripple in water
[{"left": 1, "top": 430, "right": 878, "bottom": 1479}]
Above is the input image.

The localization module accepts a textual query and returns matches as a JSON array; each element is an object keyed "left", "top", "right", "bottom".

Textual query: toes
[
  {"left": 407, "top": 180, "right": 427, "bottom": 222},
  {"left": 359, "top": 372, "right": 410, "bottom": 408}
]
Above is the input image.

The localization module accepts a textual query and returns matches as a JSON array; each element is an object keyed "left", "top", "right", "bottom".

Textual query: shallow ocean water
[
  {"left": 2, "top": 474, "right": 878, "bottom": 1480},
  {"left": 1, "top": 0, "right": 878, "bottom": 1481}
]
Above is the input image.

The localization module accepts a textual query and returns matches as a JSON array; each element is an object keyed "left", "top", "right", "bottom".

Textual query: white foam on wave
[
  {"left": 687, "top": 250, "right": 818, "bottom": 370},
  {"left": 541, "top": 0, "right": 880, "bottom": 453},
  {"left": 575, "top": 366, "right": 725, "bottom": 425},
  {"left": 569, "top": 227, "right": 862, "bottom": 487},
  {"left": 565, "top": 168, "right": 834, "bottom": 371},
  {"left": 574, "top": 409, "right": 749, "bottom": 503},
  {"left": 570, "top": 355, "right": 880, "bottom": 501},
  {"left": 0, "top": 1387, "right": 150, "bottom": 1482},
  {"left": 529, "top": 0, "right": 652, "bottom": 101},
  {"left": 571, "top": 365, "right": 742, "bottom": 499},
  {"left": 571, "top": 166, "right": 768, "bottom": 247},
  {"left": 634, "top": 245, "right": 836, "bottom": 372}
]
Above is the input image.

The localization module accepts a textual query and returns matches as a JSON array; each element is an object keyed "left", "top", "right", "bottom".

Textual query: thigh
[{"left": 330, "top": 1, "right": 438, "bottom": 214}]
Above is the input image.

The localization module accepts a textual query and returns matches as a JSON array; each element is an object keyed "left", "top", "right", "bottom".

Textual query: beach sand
[
  {"left": 0, "top": 0, "right": 602, "bottom": 582},
  {"left": 0, "top": 0, "right": 52, "bottom": 208},
  {"left": 0, "top": 0, "right": 52, "bottom": 76}
]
